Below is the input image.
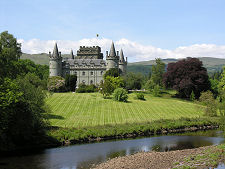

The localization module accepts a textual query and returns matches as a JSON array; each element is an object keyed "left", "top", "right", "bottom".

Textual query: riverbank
[
  {"left": 49, "top": 117, "right": 221, "bottom": 145},
  {"left": 93, "top": 144, "right": 225, "bottom": 169}
]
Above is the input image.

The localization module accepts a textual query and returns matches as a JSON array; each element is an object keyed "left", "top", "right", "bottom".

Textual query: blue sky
[{"left": 1, "top": 0, "right": 225, "bottom": 61}]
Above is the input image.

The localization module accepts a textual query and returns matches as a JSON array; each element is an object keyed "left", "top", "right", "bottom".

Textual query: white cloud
[{"left": 18, "top": 38, "right": 225, "bottom": 62}]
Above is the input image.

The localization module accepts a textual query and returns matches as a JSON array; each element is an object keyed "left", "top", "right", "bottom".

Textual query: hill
[
  {"left": 128, "top": 57, "right": 225, "bottom": 75},
  {"left": 21, "top": 53, "right": 225, "bottom": 75}
]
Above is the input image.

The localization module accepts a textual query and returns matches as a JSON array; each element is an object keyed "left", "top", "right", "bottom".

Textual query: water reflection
[{"left": 0, "top": 130, "right": 224, "bottom": 169}]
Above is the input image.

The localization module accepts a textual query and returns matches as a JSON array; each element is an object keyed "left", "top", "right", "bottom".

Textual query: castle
[{"left": 49, "top": 42, "right": 127, "bottom": 87}]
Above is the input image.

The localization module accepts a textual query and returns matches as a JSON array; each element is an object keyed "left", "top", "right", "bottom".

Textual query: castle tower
[
  {"left": 71, "top": 49, "right": 74, "bottom": 59},
  {"left": 119, "top": 49, "right": 127, "bottom": 74},
  {"left": 106, "top": 41, "right": 119, "bottom": 70},
  {"left": 49, "top": 43, "right": 62, "bottom": 77}
]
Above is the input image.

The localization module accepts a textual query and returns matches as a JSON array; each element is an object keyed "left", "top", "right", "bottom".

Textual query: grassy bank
[
  {"left": 46, "top": 92, "right": 204, "bottom": 128},
  {"left": 45, "top": 92, "right": 223, "bottom": 144},
  {"left": 48, "top": 117, "right": 221, "bottom": 143}
]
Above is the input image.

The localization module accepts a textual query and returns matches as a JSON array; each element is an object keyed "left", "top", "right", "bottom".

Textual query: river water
[{"left": 0, "top": 130, "right": 224, "bottom": 169}]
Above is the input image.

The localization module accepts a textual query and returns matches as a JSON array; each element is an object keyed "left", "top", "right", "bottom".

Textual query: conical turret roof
[
  {"left": 52, "top": 43, "right": 59, "bottom": 58},
  {"left": 71, "top": 49, "right": 74, "bottom": 59},
  {"left": 109, "top": 41, "right": 116, "bottom": 57},
  {"left": 120, "top": 49, "right": 125, "bottom": 62}
]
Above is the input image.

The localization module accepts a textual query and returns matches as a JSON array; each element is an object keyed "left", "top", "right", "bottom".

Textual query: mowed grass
[{"left": 46, "top": 92, "right": 204, "bottom": 128}]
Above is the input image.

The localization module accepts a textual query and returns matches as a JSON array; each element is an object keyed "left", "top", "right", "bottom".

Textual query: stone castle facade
[{"left": 49, "top": 42, "right": 127, "bottom": 87}]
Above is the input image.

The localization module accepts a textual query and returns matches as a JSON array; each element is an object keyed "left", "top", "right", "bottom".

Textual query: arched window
[
  {"left": 82, "top": 71, "right": 85, "bottom": 75},
  {"left": 91, "top": 71, "right": 93, "bottom": 75},
  {"left": 101, "top": 71, "right": 103, "bottom": 75},
  {"left": 90, "top": 80, "right": 93, "bottom": 84}
]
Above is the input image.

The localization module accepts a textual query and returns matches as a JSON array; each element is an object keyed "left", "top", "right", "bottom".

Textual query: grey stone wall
[
  {"left": 70, "top": 68, "right": 105, "bottom": 87},
  {"left": 106, "top": 58, "right": 118, "bottom": 70},
  {"left": 49, "top": 58, "right": 62, "bottom": 77}
]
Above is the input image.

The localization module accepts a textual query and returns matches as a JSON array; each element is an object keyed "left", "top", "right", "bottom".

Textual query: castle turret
[
  {"left": 49, "top": 43, "right": 62, "bottom": 77},
  {"left": 119, "top": 49, "right": 127, "bottom": 74},
  {"left": 71, "top": 49, "right": 74, "bottom": 59},
  {"left": 106, "top": 41, "right": 119, "bottom": 70}
]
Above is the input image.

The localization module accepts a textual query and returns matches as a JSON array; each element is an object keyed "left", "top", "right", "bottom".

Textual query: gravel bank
[{"left": 93, "top": 145, "right": 224, "bottom": 169}]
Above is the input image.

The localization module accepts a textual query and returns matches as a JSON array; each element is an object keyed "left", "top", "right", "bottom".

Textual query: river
[{"left": 0, "top": 130, "right": 224, "bottom": 169}]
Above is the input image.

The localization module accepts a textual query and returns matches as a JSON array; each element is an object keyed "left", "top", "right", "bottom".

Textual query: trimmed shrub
[
  {"left": 136, "top": 93, "right": 145, "bottom": 100},
  {"left": 47, "top": 76, "right": 65, "bottom": 92},
  {"left": 113, "top": 88, "right": 128, "bottom": 102},
  {"left": 76, "top": 84, "right": 97, "bottom": 93}
]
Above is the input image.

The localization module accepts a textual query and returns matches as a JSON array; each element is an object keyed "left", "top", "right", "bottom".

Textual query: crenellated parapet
[{"left": 76, "top": 46, "right": 103, "bottom": 59}]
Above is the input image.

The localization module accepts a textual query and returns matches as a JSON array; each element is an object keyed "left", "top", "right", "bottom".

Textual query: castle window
[
  {"left": 90, "top": 80, "right": 93, "bottom": 84},
  {"left": 82, "top": 71, "right": 85, "bottom": 75},
  {"left": 75, "top": 71, "right": 77, "bottom": 75},
  {"left": 91, "top": 71, "right": 93, "bottom": 75}
]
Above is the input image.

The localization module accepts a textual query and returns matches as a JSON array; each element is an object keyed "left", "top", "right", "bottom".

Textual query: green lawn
[{"left": 46, "top": 92, "right": 204, "bottom": 128}]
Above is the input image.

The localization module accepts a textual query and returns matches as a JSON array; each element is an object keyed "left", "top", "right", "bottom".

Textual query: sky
[{"left": 1, "top": 0, "right": 225, "bottom": 62}]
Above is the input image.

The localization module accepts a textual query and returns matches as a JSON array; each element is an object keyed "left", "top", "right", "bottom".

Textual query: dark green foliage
[
  {"left": 76, "top": 84, "right": 97, "bottom": 93},
  {"left": 47, "top": 76, "right": 65, "bottom": 92},
  {"left": 163, "top": 58, "right": 210, "bottom": 99},
  {"left": 0, "top": 31, "right": 22, "bottom": 79},
  {"left": 136, "top": 93, "right": 145, "bottom": 100},
  {"left": 100, "top": 76, "right": 125, "bottom": 98},
  {"left": 65, "top": 74, "right": 77, "bottom": 92},
  {"left": 211, "top": 70, "right": 222, "bottom": 81},
  {"left": 99, "top": 79, "right": 114, "bottom": 98},
  {"left": 16, "top": 59, "right": 49, "bottom": 80},
  {"left": 103, "top": 68, "right": 121, "bottom": 79},
  {"left": 0, "top": 31, "right": 53, "bottom": 151},
  {"left": 113, "top": 88, "right": 128, "bottom": 102},
  {"left": 0, "top": 74, "right": 49, "bottom": 151},
  {"left": 123, "top": 72, "right": 146, "bottom": 90},
  {"left": 199, "top": 91, "right": 217, "bottom": 117}
]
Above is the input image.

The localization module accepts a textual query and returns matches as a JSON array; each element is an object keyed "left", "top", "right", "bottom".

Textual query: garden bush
[
  {"left": 136, "top": 93, "right": 145, "bottom": 100},
  {"left": 113, "top": 88, "right": 128, "bottom": 102},
  {"left": 47, "top": 76, "right": 65, "bottom": 92},
  {"left": 76, "top": 84, "right": 97, "bottom": 93}
]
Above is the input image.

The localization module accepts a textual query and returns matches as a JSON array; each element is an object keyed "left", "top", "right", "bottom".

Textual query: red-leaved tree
[{"left": 163, "top": 57, "right": 210, "bottom": 99}]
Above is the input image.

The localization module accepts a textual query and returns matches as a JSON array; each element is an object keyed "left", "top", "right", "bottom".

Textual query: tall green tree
[
  {"left": 144, "top": 58, "right": 165, "bottom": 90},
  {"left": 218, "top": 67, "right": 225, "bottom": 91},
  {"left": 65, "top": 74, "right": 77, "bottom": 92},
  {"left": 0, "top": 31, "right": 22, "bottom": 79},
  {"left": 103, "top": 68, "right": 121, "bottom": 79},
  {"left": 151, "top": 58, "right": 165, "bottom": 87},
  {"left": 123, "top": 72, "right": 146, "bottom": 90},
  {"left": 0, "top": 31, "right": 52, "bottom": 151}
]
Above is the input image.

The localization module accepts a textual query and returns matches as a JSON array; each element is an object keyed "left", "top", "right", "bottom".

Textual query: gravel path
[{"left": 93, "top": 146, "right": 221, "bottom": 169}]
